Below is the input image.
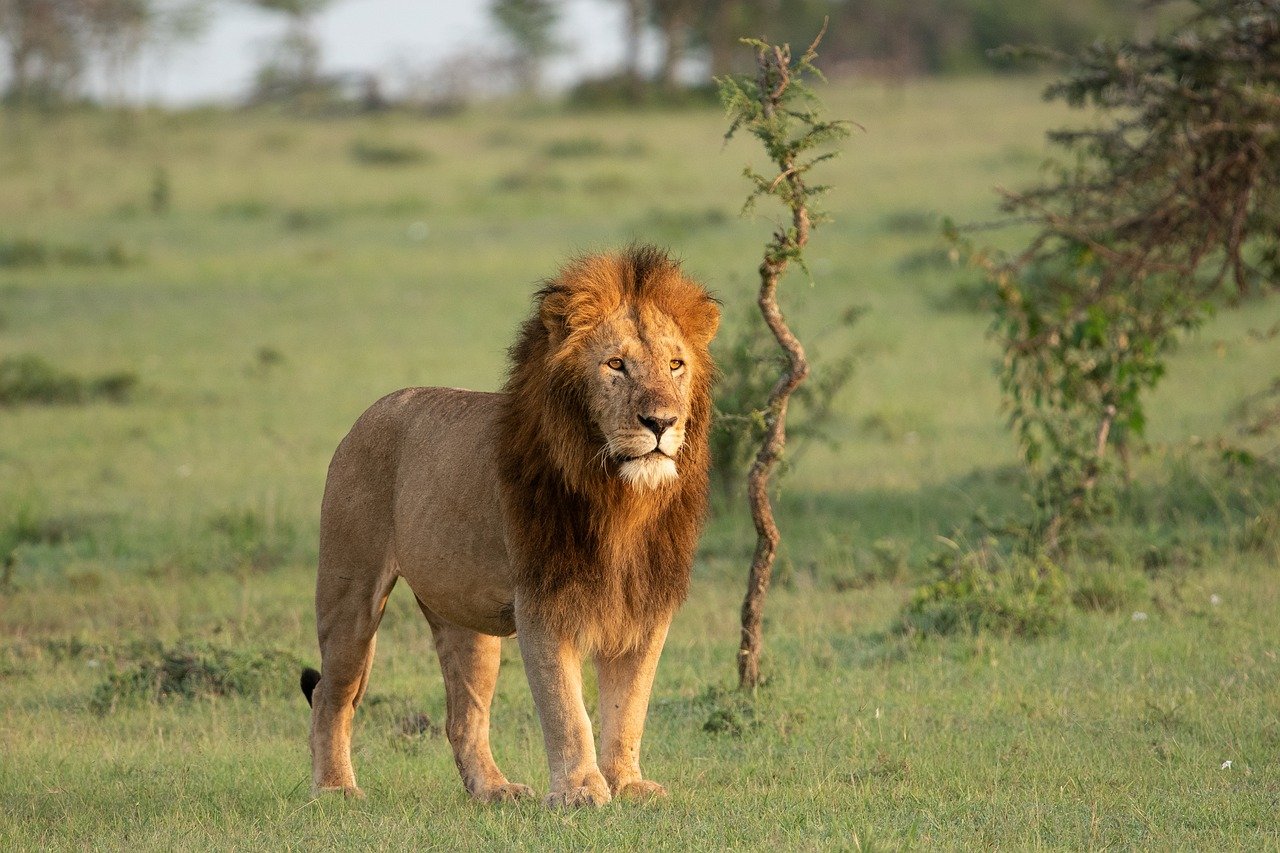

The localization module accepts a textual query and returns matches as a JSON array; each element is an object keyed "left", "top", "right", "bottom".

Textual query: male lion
[{"left": 301, "top": 246, "right": 719, "bottom": 807}]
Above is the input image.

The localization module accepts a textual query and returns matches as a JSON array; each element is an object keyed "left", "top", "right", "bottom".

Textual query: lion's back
[{"left": 321, "top": 387, "right": 516, "bottom": 633}]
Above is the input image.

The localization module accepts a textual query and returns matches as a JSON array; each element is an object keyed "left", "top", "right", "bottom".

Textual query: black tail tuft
[{"left": 300, "top": 667, "right": 321, "bottom": 707}]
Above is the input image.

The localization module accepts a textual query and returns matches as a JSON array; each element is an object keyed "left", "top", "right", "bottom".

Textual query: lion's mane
[{"left": 496, "top": 245, "right": 718, "bottom": 656}]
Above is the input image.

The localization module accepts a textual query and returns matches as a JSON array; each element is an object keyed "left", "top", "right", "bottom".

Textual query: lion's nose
[{"left": 638, "top": 414, "right": 677, "bottom": 439}]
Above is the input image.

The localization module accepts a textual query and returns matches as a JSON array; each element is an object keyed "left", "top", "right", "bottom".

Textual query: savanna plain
[{"left": 1, "top": 77, "right": 1279, "bottom": 849}]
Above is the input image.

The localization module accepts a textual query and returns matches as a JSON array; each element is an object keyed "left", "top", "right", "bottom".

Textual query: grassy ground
[{"left": 1, "top": 76, "right": 1278, "bottom": 848}]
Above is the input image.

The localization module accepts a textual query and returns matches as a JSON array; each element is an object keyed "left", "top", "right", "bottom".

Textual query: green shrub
[
  {"left": 899, "top": 542, "right": 1070, "bottom": 639},
  {"left": 697, "top": 686, "right": 760, "bottom": 737},
  {"left": 281, "top": 208, "right": 332, "bottom": 231},
  {"left": 90, "top": 641, "right": 300, "bottom": 713},
  {"left": 0, "top": 237, "right": 136, "bottom": 268},
  {"left": 543, "top": 135, "right": 610, "bottom": 158},
  {"left": 349, "top": 138, "right": 431, "bottom": 166},
  {"left": 881, "top": 209, "right": 937, "bottom": 235},
  {"left": 0, "top": 355, "right": 137, "bottom": 406},
  {"left": 216, "top": 199, "right": 272, "bottom": 220},
  {"left": 644, "top": 206, "right": 729, "bottom": 239}
]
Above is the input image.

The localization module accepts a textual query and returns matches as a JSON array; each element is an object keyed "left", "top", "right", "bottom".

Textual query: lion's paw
[
  {"left": 474, "top": 782, "right": 535, "bottom": 804},
  {"left": 544, "top": 781, "right": 611, "bottom": 809},
  {"left": 315, "top": 784, "right": 365, "bottom": 800},
  {"left": 615, "top": 780, "right": 668, "bottom": 801}
]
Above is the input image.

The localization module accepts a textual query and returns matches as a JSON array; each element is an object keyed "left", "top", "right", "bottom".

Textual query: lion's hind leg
[
  {"left": 309, "top": 538, "right": 396, "bottom": 799},
  {"left": 420, "top": 602, "right": 534, "bottom": 803}
]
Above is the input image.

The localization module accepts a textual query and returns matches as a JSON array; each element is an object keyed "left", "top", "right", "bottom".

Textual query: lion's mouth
[
  {"left": 615, "top": 448, "right": 679, "bottom": 489},
  {"left": 618, "top": 449, "right": 669, "bottom": 463}
]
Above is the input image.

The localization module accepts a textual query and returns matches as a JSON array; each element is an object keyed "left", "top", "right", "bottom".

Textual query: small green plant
[
  {"left": 281, "top": 207, "right": 331, "bottom": 231},
  {"left": 0, "top": 355, "right": 137, "bottom": 406},
  {"left": 90, "top": 641, "right": 301, "bottom": 713},
  {"left": 150, "top": 166, "right": 171, "bottom": 214},
  {"left": 0, "top": 237, "right": 136, "bottom": 268},
  {"left": 349, "top": 138, "right": 431, "bottom": 166},
  {"left": 543, "top": 135, "right": 610, "bottom": 158},
  {"left": 693, "top": 685, "right": 761, "bottom": 737},
  {"left": 899, "top": 540, "right": 1070, "bottom": 639}
]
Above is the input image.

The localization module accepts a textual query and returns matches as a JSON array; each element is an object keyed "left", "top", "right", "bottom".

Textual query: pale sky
[{"left": 128, "top": 0, "right": 650, "bottom": 104}]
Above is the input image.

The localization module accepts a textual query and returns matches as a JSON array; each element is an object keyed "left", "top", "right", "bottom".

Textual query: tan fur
[{"left": 307, "top": 246, "right": 719, "bottom": 807}]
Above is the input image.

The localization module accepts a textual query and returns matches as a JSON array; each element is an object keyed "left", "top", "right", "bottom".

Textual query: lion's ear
[
  {"left": 539, "top": 287, "right": 571, "bottom": 348},
  {"left": 683, "top": 296, "right": 720, "bottom": 347}
]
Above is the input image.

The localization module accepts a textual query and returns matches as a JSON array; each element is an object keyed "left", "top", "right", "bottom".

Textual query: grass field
[{"left": 2, "top": 76, "right": 1279, "bottom": 848}]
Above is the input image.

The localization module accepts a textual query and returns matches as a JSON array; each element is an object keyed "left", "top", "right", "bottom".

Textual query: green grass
[{"left": 1, "top": 77, "right": 1278, "bottom": 848}]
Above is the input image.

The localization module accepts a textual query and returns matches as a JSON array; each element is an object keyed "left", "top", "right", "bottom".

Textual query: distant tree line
[
  {"left": 495, "top": 0, "right": 1153, "bottom": 101},
  {"left": 0, "top": 0, "right": 209, "bottom": 106},
  {"left": 1, "top": 0, "right": 1154, "bottom": 108}
]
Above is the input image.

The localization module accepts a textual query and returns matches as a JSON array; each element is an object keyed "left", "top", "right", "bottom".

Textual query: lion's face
[{"left": 578, "top": 304, "right": 698, "bottom": 490}]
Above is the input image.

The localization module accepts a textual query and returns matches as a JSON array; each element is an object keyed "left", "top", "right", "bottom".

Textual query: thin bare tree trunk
[
  {"left": 737, "top": 45, "right": 814, "bottom": 692},
  {"left": 708, "top": 0, "right": 739, "bottom": 79},
  {"left": 621, "top": 0, "right": 644, "bottom": 92}
]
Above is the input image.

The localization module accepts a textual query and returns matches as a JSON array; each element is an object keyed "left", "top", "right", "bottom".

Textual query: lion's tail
[{"left": 300, "top": 667, "right": 321, "bottom": 707}]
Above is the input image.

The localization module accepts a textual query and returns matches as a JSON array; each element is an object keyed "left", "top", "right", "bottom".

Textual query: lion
[{"left": 301, "top": 246, "right": 719, "bottom": 808}]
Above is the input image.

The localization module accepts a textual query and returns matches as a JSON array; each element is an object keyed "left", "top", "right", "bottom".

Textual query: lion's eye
[
  {"left": 606, "top": 357, "right": 625, "bottom": 371},
  {"left": 670, "top": 359, "right": 685, "bottom": 372}
]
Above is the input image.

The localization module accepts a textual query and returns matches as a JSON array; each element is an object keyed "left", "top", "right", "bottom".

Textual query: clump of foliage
[
  {"left": 899, "top": 541, "right": 1070, "bottom": 639},
  {"left": 348, "top": 138, "right": 431, "bottom": 166},
  {"left": 90, "top": 641, "right": 300, "bottom": 713},
  {"left": 718, "top": 24, "right": 850, "bottom": 689},
  {"left": 0, "top": 355, "right": 137, "bottom": 406},
  {"left": 956, "top": 0, "right": 1280, "bottom": 539},
  {"left": 0, "top": 237, "right": 135, "bottom": 268}
]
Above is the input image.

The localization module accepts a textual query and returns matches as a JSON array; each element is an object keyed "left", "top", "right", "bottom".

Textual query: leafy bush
[
  {"left": 492, "top": 170, "right": 566, "bottom": 193},
  {"left": 90, "top": 641, "right": 300, "bottom": 713},
  {"left": 0, "top": 237, "right": 136, "bottom": 268},
  {"left": 543, "top": 136, "right": 610, "bottom": 158},
  {"left": 899, "top": 542, "right": 1070, "bottom": 639},
  {"left": 349, "top": 138, "right": 431, "bottom": 166},
  {"left": 958, "top": 0, "right": 1280, "bottom": 536},
  {"left": 280, "top": 208, "right": 332, "bottom": 231},
  {"left": 216, "top": 199, "right": 272, "bottom": 220},
  {"left": 881, "top": 209, "right": 937, "bottom": 235},
  {"left": 696, "top": 686, "right": 760, "bottom": 737},
  {"left": 0, "top": 355, "right": 137, "bottom": 406}
]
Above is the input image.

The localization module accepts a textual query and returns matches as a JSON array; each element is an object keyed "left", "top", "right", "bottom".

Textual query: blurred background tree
[
  {"left": 0, "top": 0, "right": 207, "bottom": 107},
  {"left": 489, "top": 0, "right": 561, "bottom": 96},
  {"left": 247, "top": 0, "right": 332, "bottom": 105},
  {"left": 0, "top": 0, "right": 1162, "bottom": 110}
]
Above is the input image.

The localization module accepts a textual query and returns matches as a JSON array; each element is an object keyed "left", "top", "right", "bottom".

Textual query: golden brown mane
[{"left": 496, "top": 245, "right": 719, "bottom": 655}]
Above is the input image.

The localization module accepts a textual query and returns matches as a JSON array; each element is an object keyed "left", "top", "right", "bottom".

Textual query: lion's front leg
[
  {"left": 515, "top": 607, "right": 611, "bottom": 808},
  {"left": 422, "top": 608, "right": 533, "bottom": 804},
  {"left": 595, "top": 620, "right": 671, "bottom": 801}
]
